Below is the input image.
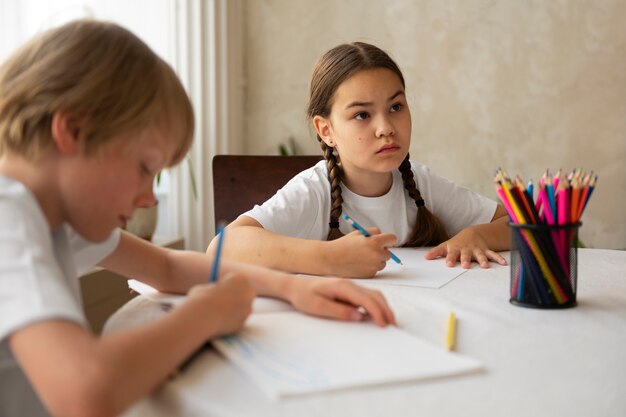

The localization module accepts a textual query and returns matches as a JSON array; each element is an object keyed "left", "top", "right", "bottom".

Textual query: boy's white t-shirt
[
  {"left": 243, "top": 160, "right": 497, "bottom": 243},
  {"left": 0, "top": 175, "right": 120, "bottom": 416}
]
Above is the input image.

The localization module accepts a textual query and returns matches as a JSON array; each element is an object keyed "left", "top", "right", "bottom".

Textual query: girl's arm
[
  {"left": 213, "top": 216, "right": 398, "bottom": 278},
  {"left": 10, "top": 275, "right": 254, "bottom": 417},
  {"left": 425, "top": 204, "right": 511, "bottom": 268},
  {"left": 103, "top": 231, "right": 396, "bottom": 324}
]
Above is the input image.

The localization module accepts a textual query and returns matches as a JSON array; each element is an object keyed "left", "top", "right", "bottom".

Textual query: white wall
[
  {"left": 242, "top": 0, "right": 626, "bottom": 249},
  {"left": 3, "top": 0, "right": 624, "bottom": 249}
]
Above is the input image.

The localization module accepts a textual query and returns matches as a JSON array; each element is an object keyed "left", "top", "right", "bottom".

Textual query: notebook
[
  {"left": 356, "top": 247, "right": 467, "bottom": 288},
  {"left": 113, "top": 281, "right": 483, "bottom": 400},
  {"left": 213, "top": 310, "right": 483, "bottom": 400}
]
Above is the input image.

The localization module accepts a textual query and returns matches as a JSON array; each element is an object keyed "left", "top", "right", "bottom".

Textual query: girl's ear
[
  {"left": 313, "top": 115, "right": 336, "bottom": 148},
  {"left": 51, "top": 112, "right": 85, "bottom": 155}
]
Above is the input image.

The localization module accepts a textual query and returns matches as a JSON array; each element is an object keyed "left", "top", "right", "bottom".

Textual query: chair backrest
[{"left": 212, "top": 155, "right": 322, "bottom": 230}]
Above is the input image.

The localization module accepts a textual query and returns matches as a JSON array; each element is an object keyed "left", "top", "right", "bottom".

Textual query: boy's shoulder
[{"left": 0, "top": 175, "right": 47, "bottom": 228}]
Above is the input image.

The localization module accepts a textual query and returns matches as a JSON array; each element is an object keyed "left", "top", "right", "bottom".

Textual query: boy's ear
[
  {"left": 51, "top": 112, "right": 85, "bottom": 155},
  {"left": 313, "top": 115, "right": 336, "bottom": 148}
]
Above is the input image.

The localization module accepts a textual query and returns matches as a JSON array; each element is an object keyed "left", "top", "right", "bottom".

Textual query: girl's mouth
[{"left": 377, "top": 144, "right": 400, "bottom": 154}]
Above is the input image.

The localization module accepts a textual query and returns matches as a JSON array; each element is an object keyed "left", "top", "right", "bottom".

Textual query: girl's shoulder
[
  {"left": 395, "top": 160, "right": 434, "bottom": 185},
  {"left": 287, "top": 160, "right": 330, "bottom": 189},
  {"left": 265, "top": 159, "right": 330, "bottom": 204},
  {"left": 300, "top": 159, "right": 328, "bottom": 178},
  {"left": 398, "top": 161, "right": 457, "bottom": 195},
  {"left": 407, "top": 160, "right": 432, "bottom": 176}
]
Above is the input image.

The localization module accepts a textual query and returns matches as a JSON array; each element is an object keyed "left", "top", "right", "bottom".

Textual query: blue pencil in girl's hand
[
  {"left": 342, "top": 214, "right": 404, "bottom": 266},
  {"left": 210, "top": 224, "right": 226, "bottom": 282}
]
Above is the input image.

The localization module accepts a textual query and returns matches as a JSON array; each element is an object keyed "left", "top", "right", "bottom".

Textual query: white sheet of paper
[
  {"left": 362, "top": 248, "right": 466, "bottom": 288},
  {"left": 213, "top": 311, "right": 483, "bottom": 400},
  {"left": 126, "top": 279, "right": 294, "bottom": 313}
]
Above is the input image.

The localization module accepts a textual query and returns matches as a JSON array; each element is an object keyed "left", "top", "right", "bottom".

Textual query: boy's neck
[{"left": 0, "top": 152, "right": 63, "bottom": 230}]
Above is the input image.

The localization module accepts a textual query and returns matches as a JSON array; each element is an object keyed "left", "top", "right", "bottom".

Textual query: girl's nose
[{"left": 375, "top": 116, "right": 395, "bottom": 138}]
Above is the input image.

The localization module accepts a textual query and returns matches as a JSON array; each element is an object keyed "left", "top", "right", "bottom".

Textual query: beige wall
[{"left": 242, "top": 0, "right": 626, "bottom": 249}]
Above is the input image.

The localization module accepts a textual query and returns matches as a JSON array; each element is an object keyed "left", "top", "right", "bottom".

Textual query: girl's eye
[
  {"left": 390, "top": 103, "right": 402, "bottom": 113},
  {"left": 354, "top": 111, "right": 369, "bottom": 121}
]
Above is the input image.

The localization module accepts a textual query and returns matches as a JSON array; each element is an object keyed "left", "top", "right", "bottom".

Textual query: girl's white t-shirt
[{"left": 243, "top": 160, "right": 497, "bottom": 244}]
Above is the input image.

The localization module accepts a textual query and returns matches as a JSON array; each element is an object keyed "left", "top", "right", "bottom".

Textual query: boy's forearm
[
  {"left": 11, "top": 308, "right": 213, "bottom": 417},
  {"left": 220, "top": 259, "right": 296, "bottom": 301},
  {"left": 97, "top": 300, "right": 217, "bottom": 408}
]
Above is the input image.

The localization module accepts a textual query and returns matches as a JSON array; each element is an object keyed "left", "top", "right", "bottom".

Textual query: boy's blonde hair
[{"left": 0, "top": 19, "right": 194, "bottom": 165}]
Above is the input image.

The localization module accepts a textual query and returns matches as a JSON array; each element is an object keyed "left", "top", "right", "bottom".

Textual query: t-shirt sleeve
[
  {"left": 69, "top": 227, "right": 121, "bottom": 276},
  {"left": 415, "top": 165, "right": 497, "bottom": 236},
  {"left": 0, "top": 199, "right": 86, "bottom": 342},
  {"left": 241, "top": 166, "right": 328, "bottom": 240}
]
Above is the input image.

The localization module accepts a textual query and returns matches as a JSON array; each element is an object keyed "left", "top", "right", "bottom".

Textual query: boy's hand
[
  {"left": 187, "top": 274, "right": 255, "bottom": 336},
  {"left": 286, "top": 278, "right": 396, "bottom": 327},
  {"left": 425, "top": 227, "right": 507, "bottom": 268},
  {"left": 328, "top": 229, "right": 397, "bottom": 278}
]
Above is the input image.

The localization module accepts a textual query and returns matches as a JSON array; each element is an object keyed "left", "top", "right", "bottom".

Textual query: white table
[{"left": 108, "top": 249, "right": 626, "bottom": 417}]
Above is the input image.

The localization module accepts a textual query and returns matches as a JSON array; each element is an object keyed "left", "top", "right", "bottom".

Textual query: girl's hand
[
  {"left": 328, "top": 229, "right": 398, "bottom": 278},
  {"left": 424, "top": 227, "right": 507, "bottom": 268},
  {"left": 187, "top": 273, "right": 255, "bottom": 336},
  {"left": 286, "top": 278, "right": 396, "bottom": 327}
]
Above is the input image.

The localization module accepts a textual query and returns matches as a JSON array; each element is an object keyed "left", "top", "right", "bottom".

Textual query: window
[{"left": 0, "top": 0, "right": 242, "bottom": 250}]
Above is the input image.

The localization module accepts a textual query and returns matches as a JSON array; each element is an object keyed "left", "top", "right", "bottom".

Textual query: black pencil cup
[{"left": 509, "top": 222, "right": 581, "bottom": 309}]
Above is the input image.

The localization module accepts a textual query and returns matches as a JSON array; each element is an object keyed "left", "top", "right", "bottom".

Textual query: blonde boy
[{"left": 0, "top": 20, "right": 394, "bottom": 417}]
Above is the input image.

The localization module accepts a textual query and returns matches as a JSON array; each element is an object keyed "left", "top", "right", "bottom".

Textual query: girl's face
[
  {"left": 58, "top": 123, "right": 176, "bottom": 242},
  {"left": 313, "top": 68, "right": 411, "bottom": 194}
]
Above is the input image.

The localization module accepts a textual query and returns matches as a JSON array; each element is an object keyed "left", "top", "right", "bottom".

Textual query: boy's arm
[
  {"left": 9, "top": 276, "right": 254, "bottom": 417},
  {"left": 100, "top": 231, "right": 395, "bottom": 325},
  {"left": 99, "top": 231, "right": 212, "bottom": 294},
  {"left": 213, "top": 216, "right": 398, "bottom": 278}
]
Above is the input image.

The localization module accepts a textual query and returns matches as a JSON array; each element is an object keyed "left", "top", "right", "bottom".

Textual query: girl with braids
[
  {"left": 0, "top": 25, "right": 395, "bottom": 417},
  {"left": 215, "top": 42, "right": 509, "bottom": 278}
]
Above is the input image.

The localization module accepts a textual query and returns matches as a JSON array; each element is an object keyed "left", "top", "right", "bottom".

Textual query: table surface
[{"left": 108, "top": 249, "right": 626, "bottom": 417}]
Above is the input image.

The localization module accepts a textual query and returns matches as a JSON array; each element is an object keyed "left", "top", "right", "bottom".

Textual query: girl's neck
[{"left": 342, "top": 169, "right": 393, "bottom": 197}]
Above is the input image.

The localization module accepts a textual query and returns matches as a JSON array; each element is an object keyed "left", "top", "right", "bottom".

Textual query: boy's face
[
  {"left": 58, "top": 125, "right": 176, "bottom": 242},
  {"left": 314, "top": 68, "right": 411, "bottom": 189}
]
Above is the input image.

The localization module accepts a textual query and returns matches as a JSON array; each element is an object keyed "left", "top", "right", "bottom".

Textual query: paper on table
[
  {"left": 361, "top": 248, "right": 467, "bottom": 288},
  {"left": 213, "top": 311, "right": 483, "bottom": 400},
  {"left": 126, "top": 279, "right": 294, "bottom": 313}
]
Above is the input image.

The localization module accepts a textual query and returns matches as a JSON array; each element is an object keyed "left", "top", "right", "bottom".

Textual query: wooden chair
[{"left": 212, "top": 155, "right": 322, "bottom": 230}]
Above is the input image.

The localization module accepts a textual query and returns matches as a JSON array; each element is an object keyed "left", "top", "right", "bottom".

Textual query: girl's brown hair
[
  {"left": 306, "top": 42, "right": 448, "bottom": 246},
  {"left": 0, "top": 19, "right": 194, "bottom": 166}
]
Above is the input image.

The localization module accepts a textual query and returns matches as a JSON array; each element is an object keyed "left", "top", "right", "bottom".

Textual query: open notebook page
[
  {"left": 358, "top": 248, "right": 467, "bottom": 288},
  {"left": 213, "top": 311, "right": 483, "bottom": 400},
  {"left": 119, "top": 280, "right": 483, "bottom": 400}
]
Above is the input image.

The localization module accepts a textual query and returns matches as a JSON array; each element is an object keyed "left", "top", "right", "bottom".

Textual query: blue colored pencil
[
  {"left": 342, "top": 214, "right": 404, "bottom": 266},
  {"left": 210, "top": 225, "right": 225, "bottom": 283}
]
